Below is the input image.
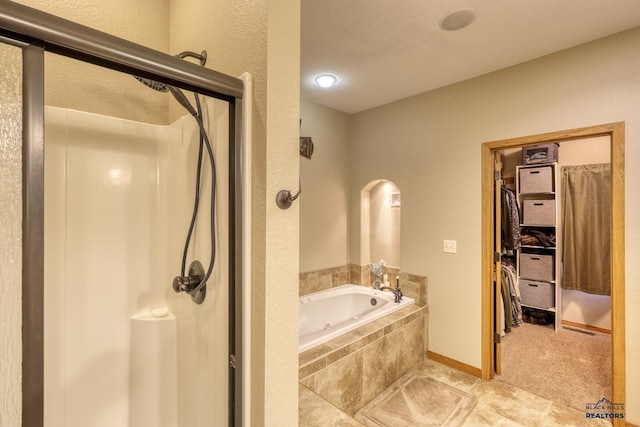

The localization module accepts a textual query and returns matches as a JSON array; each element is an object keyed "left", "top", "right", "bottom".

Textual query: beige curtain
[{"left": 561, "top": 164, "right": 611, "bottom": 295}]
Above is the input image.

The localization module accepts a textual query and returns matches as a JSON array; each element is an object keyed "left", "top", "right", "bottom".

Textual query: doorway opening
[{"left": 480, "top": 123, "right": 625, "bottom": 419}]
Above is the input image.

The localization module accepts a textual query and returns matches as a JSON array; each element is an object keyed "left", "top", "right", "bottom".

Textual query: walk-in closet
[{"left": 495, "top": 136, "right": 612, "bottom": 412}]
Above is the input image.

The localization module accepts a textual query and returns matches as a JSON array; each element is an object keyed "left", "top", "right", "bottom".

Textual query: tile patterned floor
[
  {"left": 299, "top": 359, "right": 612, "bottom": 426},
  {"left": 354, "top": 371, "right": 478, "bottom": 426}
]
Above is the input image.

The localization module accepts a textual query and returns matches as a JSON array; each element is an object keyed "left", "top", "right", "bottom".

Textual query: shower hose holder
[
  {"left": 276, "top": 177, "right": 302, "bottom": 210},
  {"left": 172, "top": 260, "right": 207, "bottom": 304}
]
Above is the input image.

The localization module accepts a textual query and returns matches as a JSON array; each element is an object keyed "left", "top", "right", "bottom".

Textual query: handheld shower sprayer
[
  {"left": 135, "top": 50, "right": 217, "bottom": 305},
  {"left": 134, "top": 50, "right": 207, "bottom": 117},
  {"left": 133, "top": 77, "right": 197, "bottom": 116},
  {"left": 167, "top": 86, "right": 198, "bottom": 117}
]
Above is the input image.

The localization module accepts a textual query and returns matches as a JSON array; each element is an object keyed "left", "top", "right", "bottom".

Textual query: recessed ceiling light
[
  {"left": 314, "top": 74, "right": 338, "bottom": 88},
  {"left": 440, "top": 9, "right": 476, "bottom": 31}
]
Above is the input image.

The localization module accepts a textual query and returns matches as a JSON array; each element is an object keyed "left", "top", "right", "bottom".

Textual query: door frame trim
[
  {"left": 21, "top": 42, "right": 46, "bottom": 427},
  {"left": 480, "top": 122, "right": 625, "bottom": 422}
]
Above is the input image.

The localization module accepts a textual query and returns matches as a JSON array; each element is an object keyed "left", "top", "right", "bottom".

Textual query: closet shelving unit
[{"left": 515, "top": 162, "right": 562, "bottom": 331}]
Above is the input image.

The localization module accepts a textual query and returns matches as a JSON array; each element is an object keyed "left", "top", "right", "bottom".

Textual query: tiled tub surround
[
  {"left": 299, "top": 303, "right": 428, "bottom": 416},
  {"left": 300, "top": 264, "right": 428, "bottom": 306},
  {"left": 300, "top": 265, "right": 352, "bottom": 295}
]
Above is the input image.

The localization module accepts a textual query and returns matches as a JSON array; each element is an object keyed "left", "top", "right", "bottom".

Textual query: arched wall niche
[{"left": 360, "top": 179, "right": 401, "bottom": 278}]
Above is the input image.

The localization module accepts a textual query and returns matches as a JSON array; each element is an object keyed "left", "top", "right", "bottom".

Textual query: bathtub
[{"left": 299, "top": 284, "right": 415, "bottom": 353}]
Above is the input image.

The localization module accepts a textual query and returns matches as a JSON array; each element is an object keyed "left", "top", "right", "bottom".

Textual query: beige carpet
[
  {"left": 354, "top": 371, "right": 477, "bottom": 427},
  {"left": 496, "top": 322, "right": 611, "bottom": 412}
]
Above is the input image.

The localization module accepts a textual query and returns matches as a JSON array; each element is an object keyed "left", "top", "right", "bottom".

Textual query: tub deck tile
[
  {"left": 299, "top": 304, "right": 428, "bottom": 380},
  {"left": 362, "top": 331, "right": 401, "bottom": 403},
  {"left": 300, "top": 357, "right": 328, "bottom": 380},
  {"left": 312, "top": 351, "right": 364, "bottom": 416},
  {"left": 299, "top": 342, "right": 334, "bottom": 366}
]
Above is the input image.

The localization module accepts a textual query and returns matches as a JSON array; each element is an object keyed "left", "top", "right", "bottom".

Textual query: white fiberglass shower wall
[{"left": 43, "top": 97, "right": 230, "bottom": 426}]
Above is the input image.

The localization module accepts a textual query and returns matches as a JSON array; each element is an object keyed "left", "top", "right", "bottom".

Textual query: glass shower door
[
  {"left": 0, "top": 39, "right": 23, "bottom": 427},
  {"left": 1, "top": 6, "right": 241, "bottom": 421},
  {"left": 42, "top": 54, "right": 230, "bottom": 427}
]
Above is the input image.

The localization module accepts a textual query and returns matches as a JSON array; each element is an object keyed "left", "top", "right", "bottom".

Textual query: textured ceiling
[{"left": 301, "top": 0, "right": 640, "bottom": 114}]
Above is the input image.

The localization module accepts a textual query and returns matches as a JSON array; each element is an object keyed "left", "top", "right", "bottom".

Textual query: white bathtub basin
[{"left": 299, "top": 284, "right": 415, "bottom": 353}]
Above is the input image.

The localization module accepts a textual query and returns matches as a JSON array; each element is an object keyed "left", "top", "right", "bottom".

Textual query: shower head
[
  {"left": 133, "top": 50, "right": 208, "bottom": 117},
  {"left": 134, "top": 75, "right": 197, "bottom": 117},
  {"left": 134, "top": 76, "right": 169, "bottom": 92}
]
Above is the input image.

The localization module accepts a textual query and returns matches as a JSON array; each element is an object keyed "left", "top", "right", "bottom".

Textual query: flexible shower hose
[{"left": 180, "top": 93, "right": 217, "bottom": 296}]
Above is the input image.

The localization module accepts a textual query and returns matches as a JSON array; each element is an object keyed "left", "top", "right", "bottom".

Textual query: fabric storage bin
[
  {"left": 522, "top": 200, "right": 555, "bottom": 225},
  {"left": 519, "top": 166, "right": 553, "bottom": 194},
  {"left": 519, "top": 279, "right": 555, "bottom": 309},
  {"left": 519, "top": 252, "right": 554, "bottom": 281},
  {"left": 522, "top": 143, "right": 559, "bottom": 164}
]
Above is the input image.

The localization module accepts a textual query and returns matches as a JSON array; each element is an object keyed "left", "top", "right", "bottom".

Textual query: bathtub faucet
[
  {"left": 380, "top": 286, "right": 403, "bottom": 303},
  {"left": 372, "top": 278, "right": 383, "bottom": 290}
]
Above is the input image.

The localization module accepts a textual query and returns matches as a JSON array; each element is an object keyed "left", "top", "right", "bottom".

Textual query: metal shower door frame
[{"left": 0, "top": 3, "right": 244, "bottom": 427}]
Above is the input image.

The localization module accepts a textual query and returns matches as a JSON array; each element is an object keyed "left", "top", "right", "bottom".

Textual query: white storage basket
[
  {"left": 519, "top": 166, "right": 553, "bottom": 194},
  {"left": 519, "top": 253, "right": 554, "bottom": 282},
  {"left": 522, "top": 200, "right": 555, "bottom": 226},
  {"left": 519, "top": 279, "right": 555, "bottom": 309}
]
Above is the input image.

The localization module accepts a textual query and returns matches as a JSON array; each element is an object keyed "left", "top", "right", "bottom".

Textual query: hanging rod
[{"left": 0, "top": 1, "right": 243, "bottom": 101}]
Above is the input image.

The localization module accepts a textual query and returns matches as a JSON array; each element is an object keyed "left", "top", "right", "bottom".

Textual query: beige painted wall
[
  {"left": 18, "top": 0, "right": 171, "bottom": 124},
  {"left": 262, "top": 2, "right": 300, "bottom": 423},
  {"left": 560, "top": 136, "right": 611, "bottom": 166},
  {"left": 299, "top": 97, "right": 350, "bottom": 272},
  {"left": 348, "top": 28, "right": 640, "bottom": 422}
]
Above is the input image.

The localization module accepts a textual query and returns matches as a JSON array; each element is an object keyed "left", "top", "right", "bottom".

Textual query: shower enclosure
[{"left": 0, "top": 3, "right": 246, "bottom": 426}]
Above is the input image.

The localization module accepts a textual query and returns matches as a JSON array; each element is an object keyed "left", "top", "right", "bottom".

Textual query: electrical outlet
[{"left": 443, "top": 240, "right": 457, "bottom": 254}]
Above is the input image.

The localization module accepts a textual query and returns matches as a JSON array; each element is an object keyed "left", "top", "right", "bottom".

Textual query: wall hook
[{"left": 276, "top": 179, "right": 301, "bottom": 210}]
